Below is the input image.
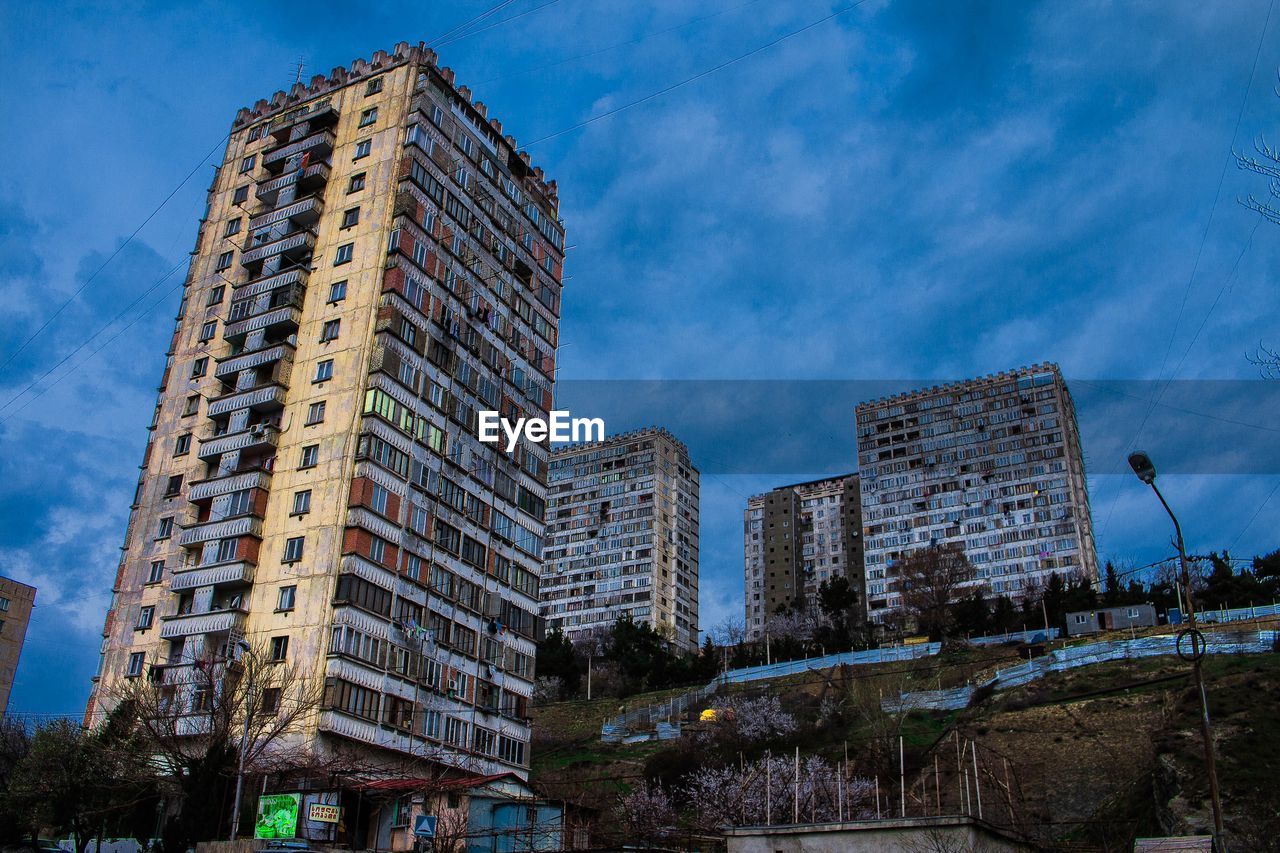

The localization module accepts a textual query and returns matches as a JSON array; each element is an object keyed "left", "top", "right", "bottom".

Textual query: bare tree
[
  {"left": 616, "top": 780, "right": 676, "bottom": 847},
  {"left": 1235, "top": 75, "right": 1280, "bottom": 378},
  {"left": 897, "top": 544, "right": 977, "bottom": 641}
]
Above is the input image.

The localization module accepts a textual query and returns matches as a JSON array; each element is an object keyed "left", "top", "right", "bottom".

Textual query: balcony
[
  {"left": 215, "top": 343, "right": 294, "bottom": 380},
  {"left": 170, "top": 561, "right": 254, "bottom": 592},
  {"left": 197, "top": 424, "right": 280, "bottom": 460},
  {"left": 160, "top": 608, "right": 247, "bottom": 640},
  {"left": 223, "top": 306, "right": 302, "bottom": 346},
  {"left": 262, "top": 129, "right": 336, "bottom": 168},
  {"left": 206, "top": 384, "right": 287, "bottom": 417},
  {"left": 239, "top": 229, "right": 315, "bottom": 267},
  {"left": 187, "top": 469, "right": 271, "bottom": 502},
  {"left": 268, "top": 101, "right": 336, "bottom": 143},
  {"left": 178, "top": 515, "right": 262, "bottom": 547},
  {"left": 256, "top": 163, "right": 330, "bottom": 205},
  {"left": 234, "top": 267, "right": 309, "bottom": 300},
  {"left": 249, "top": 195, "right": 324, "bottom": 232}
]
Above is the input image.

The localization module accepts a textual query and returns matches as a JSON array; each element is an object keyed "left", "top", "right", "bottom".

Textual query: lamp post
[
  {"left": 229, "top": 639, "right": 258, "bottom": 841},
  {"left": 1128, "top": 452, "right": 1225, "bottom": 844}
]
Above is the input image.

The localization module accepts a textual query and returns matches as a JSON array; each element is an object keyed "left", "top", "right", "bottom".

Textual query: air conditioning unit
[{"left": 251, "top": 424, "right": 267, "bottom": 438}]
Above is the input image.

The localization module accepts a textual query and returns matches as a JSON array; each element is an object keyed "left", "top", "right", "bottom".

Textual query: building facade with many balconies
[
  {"left": 86, "top": 43, "right": 566, "bottom": 784},
  {"left": 855, "top": 363, "right": 1098, "bottom": 626},
  {"left": 742, "top": 474, "right": 864, "bottom": 641},
  {"left": 541, "top": 428, "right": 700, "bottom": 651}
]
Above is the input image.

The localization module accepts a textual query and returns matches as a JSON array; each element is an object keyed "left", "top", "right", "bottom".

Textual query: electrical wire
[
  {"left": 427, "top": 0, "right": 523, "bottom": 50},
  {"left": 434, "top": 0, "right": 564, "bottom": 50}
]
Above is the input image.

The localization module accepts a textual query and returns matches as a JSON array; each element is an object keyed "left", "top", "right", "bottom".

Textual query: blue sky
[{"left": 0, "top": 0, "right": 1277, "bottom": 715}]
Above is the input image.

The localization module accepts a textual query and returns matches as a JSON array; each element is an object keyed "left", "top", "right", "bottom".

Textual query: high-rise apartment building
[
  {"left": 0, "top": 577, "right": 36, "bottom": 714},
  {"left": 86, "top": 43, "right": 566, "bottom": 783},
  {"left": 856, "top": 363, "right": 1098, "bottom": 625},
  {"left": 541, "top": 428, "right": 700, "bottom": 651},
  {"left": 742, "top": 475, "right": 863, "bottom": 640}
]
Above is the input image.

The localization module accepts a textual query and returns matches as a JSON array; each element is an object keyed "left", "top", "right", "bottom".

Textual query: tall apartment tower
[
  {"left": 855, "top": 363, "right": 1098, "bottom": 625},
  {"left": 0, "top": 577, "right": 36, "bottom": 714},
  {"left": 541, "top": 428, "right": 700, "bottom": 651},
  {"left": 742, "top": 475, "right": 863, "bottom": 640},
  {"left": 86, "top": 43, "right": 566, "bottom": 781}
]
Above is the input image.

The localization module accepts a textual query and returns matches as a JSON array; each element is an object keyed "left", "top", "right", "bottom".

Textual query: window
[
  {"left": 359, "top": 107, "right": 378, "bottom": 127},
  {"left": 365, "top": 77, "right": 383, "bottom": 95},
  {"left": 270, "top": 635, "right": 289, "bottom": 661},
  {"left": 283, "top": 536, "right": 305, "bottom": 563},
  {"left": 341, "top": 207, "right": 360, "bottom": 228},
  {"left": 215, "top": 251, "right": 234, "bottom": 271},
  {"left": 223, "top": 218, "right": 242, "bottom": 237},
  {"left": 354, "top": 139, "right": 372, "bottom": 159},
  {"left": 207, "top": 285, "right": 225, "bottom": 306},
  {"left": 306, "top": 401, "right": 326, "bottom": 425},
  {"left": 232, "top": 185, "right": 249, "bottom": 204},
  {"left": 334, "top": 243, "right": 354, "bottom": 265},
  {"left": 191, "top": 357, "right": 208, "bottom": 378},
  {"left": 369, "top": 537, "right": 386, "bottom": 564},
  {"left": 292, "top": 490, "right": 312, "bottom": 515},
  {"left": 173, "top": 434, "right": 192, "bottom": 456},
  {"left": 147, "top": 560, "right": 165, "bottom": 584},
  {"left": 300, "top": 444, "right": 319, "bottom": 468},
  {"left": 240, "top": 155, "right": 256, "bottom": 174},
  {"left": 226, "top": 488, "right": 252, "bottom": 516},
  {"left": 314, "top": 360, "right": 334, "bottom": 382},
  {"left": 199, "top": 320, "right": 217, "bottom": 341},
  {"left": 260, "top": 687, "right": 282, "bottom": 715},
  {"left": 277, "top": 585, "right": 296, "bottom": 611},
  {"left": 370, "top": 483, "right": 390, "bottom": 515},
  {"left": 328, "top": 280, "right": 347, "bottom": 302},
  {"left": 459, "top": 135, "right": 474, "bottom": 157},
  {"left": 164, "top": 475, "right": 183, "bottom": 496},
  {"left": 0, "top": 598, "right": 8, "bottom": 612},
  {"left": 127, "top": 652, "right": 145, "bottom": 677},
  {"left": 216, "top": 537, "right": 239, "bottom": 562},
  {"left": 321, "top": 319, "right": 341, "bottom": 341},
  {"left": 405, "top": 553, "right": 423, "bottom": 581},
  {"left": 137, "top": 606, "right": 154, "bottom": 630},
  {"left": 348, "top": 173, "right": 366, "bottom": 193},
  {"left": 247, "top": 125, "right": 264, "bottom": 142}
]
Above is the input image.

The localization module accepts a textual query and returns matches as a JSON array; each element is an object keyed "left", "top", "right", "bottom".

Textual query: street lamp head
[
  {"left": 235, "top": 638, "right": 252, "bottom": 657},
  {"left": 1128, "top": 451, "right": 1157, "bottom": 484}
]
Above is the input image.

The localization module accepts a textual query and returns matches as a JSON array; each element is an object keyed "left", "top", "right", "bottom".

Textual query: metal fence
[
  {"left": 1168, "top": 602, "right": 1280, "bottom": 625},
  {"left": 967, "top": 627, "right": 1060, "bottom": 646}
]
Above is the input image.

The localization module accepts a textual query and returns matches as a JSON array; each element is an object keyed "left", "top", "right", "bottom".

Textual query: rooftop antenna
[{"left": 292, "top": 55, "right": 306, "bottom": 85}]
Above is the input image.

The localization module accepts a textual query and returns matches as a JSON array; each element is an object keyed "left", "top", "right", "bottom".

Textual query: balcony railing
[
  {"left": 177, "top": 515, "right": 262, "bottom": 547},
  {"left": 233, "top": 267, "right": 309, "bottom": 300},
  {"left": 160, "top": 608, "right": 247, "bottom": 640},
  {"left": 197, "top": 425, "right": 280, "bottom": 460},
  {"left": 170, "top": 561, "right": 253, "bottom": 592},
  {"left": 249, "top": 195, "right": 324, "bottom": 231},
  {"left": 262, "top": 129, "right": 336, "bottom": 166},
  {"left": 239, "top": 229, "right": 315, "bottom": 266},
  {"left": 215, "top": 343, "right": 294, "bottom": 380},
  {"left": 268, "top": 101, "right": 336, "bottom": 142},
  {"left": 187, "top": 469, "right": 272, "bottom": 502},
  {"left": 222, "top": 306, "right": 302, "bottom": 345},
  {"left": 206, "top": 384, "right": 287, "bottom": 417},
  {"left": 255, "top": 163, "right": 330, "bottom": 205}
]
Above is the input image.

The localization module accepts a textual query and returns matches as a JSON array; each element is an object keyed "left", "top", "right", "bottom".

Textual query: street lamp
[
  {"left": 1127, "top": 451, "right": 1225, "bottom": 844},
  {"left": 229, "top": 639, "right": 257, "bottom": 841}
]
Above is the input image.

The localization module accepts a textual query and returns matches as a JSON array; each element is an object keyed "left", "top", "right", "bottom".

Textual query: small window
[
  {"left": 283, "top": 536, "right": 305, "bottom": 563},
  {"left": 334, "top": 243, "right": 354, "bottom": 266},
  {"left": 369, "top": 537, "right": 386, "bottom": 563},
  {"left": 260, "top": 687, "right": 282, "bottom": 715},
  {"left": 224, "top": 218, "right": 242, "bottom": 237},
  {"left": 182, "top": 396, "right": 200, "bottom": 417},
  {"left": 126, "top": 652, "right": 146, "bottom": 677},
  {"left": 314, "top": 360, "right": 334, "bottom": 382},
  {"left": 191, "top": 357, "right": 208, "bottom": 378},
  {"left": 247, "top": 125, "right": 264, "bottom": 143},
  {"left": 348, "top": 173, "right": 366, "bottom": 193},
  {"left": 215, "top": 251, "right": 234, "bottom": 272},
  {"left": 277, "top": 585, "right": 296, "bottom": 611},
  {"left": 232, "top": 185, "right": 250, "bottom": 204},
  {"left": 269, "top": 635, "right": 289, "bottom": 661},
  {"left": 359, "top": 107, "right": 378, "bottom": 127},
  {"left": 321, "top": 319, "right": 341, "bottom": 342},
  {"left": 164, "top": 475, "right": 184, "bottom": 496},
  {"left": 459, "top": 135, "right": 473, "bottom": 157},
  {"left": 137, "top": 606, "right": 155, "bottom": 630},
  {"left": 156, "top": 517, "right": 174, "bottom": 539},
  {"left": 300, "top": 445, "right": 319, "bottom": 468},
  {"left": 173, "top": 434, "right": 192, "bottom": 456},
  {"left": 328, "top": 281, "right": 347, "bottom": 303},
  {"left": 199, "top": 320, "right": 217, "bottom": 341},
  {"left": 216, "top": 538, "right": 239, "bottom": 562},
  {"left": 147, "top": 561, "right": 165, "bottom": 584},
  {"left": 240, "top": 154, "right": 256, "bottom": 174},
  {"left": 365, "top": 77, "right": 383, "bottom": 95},
  {"left": 341, "top": 207, "right": 360, "bottom": 229},
  {"left": 292, "top": 490, "right": 312, "bottom": 515},
  {"left": 370, "top": 483, "right": 390, "bottom": 515},
  {"left": 305, "top": 401, "right": 326, "bottom": 425},
  {"left": 207, "top": 285, "right": 225, "bottom": 306},
  {"left": 354, "top": 139, "right": 372, "bottom": 160}
]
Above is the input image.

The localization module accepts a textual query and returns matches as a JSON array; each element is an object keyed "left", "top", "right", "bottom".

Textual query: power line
[
  {"left": 523, "top": 0, "right": 870, "bottom": 148},
  {"left": 0, "top": 134, "right": 227, "bottom": 377},
  {"left": 435, "top": 0, "right": 564, "bottom": 50},
  {"left": 1227, "top": 478, "right": 1280, "bottom": 552},
  {"left": 427, "top": 0, "right": 523, "bottom": 50}
]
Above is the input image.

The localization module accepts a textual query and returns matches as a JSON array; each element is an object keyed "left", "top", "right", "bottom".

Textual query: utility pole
[{"left": 1128, "top": 453, "right": 1225, "bottom": 846}]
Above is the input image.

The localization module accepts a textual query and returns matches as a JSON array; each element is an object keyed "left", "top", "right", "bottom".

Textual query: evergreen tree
[{"left": 536, "top": 630, "right": 581, "bottom": 698}]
